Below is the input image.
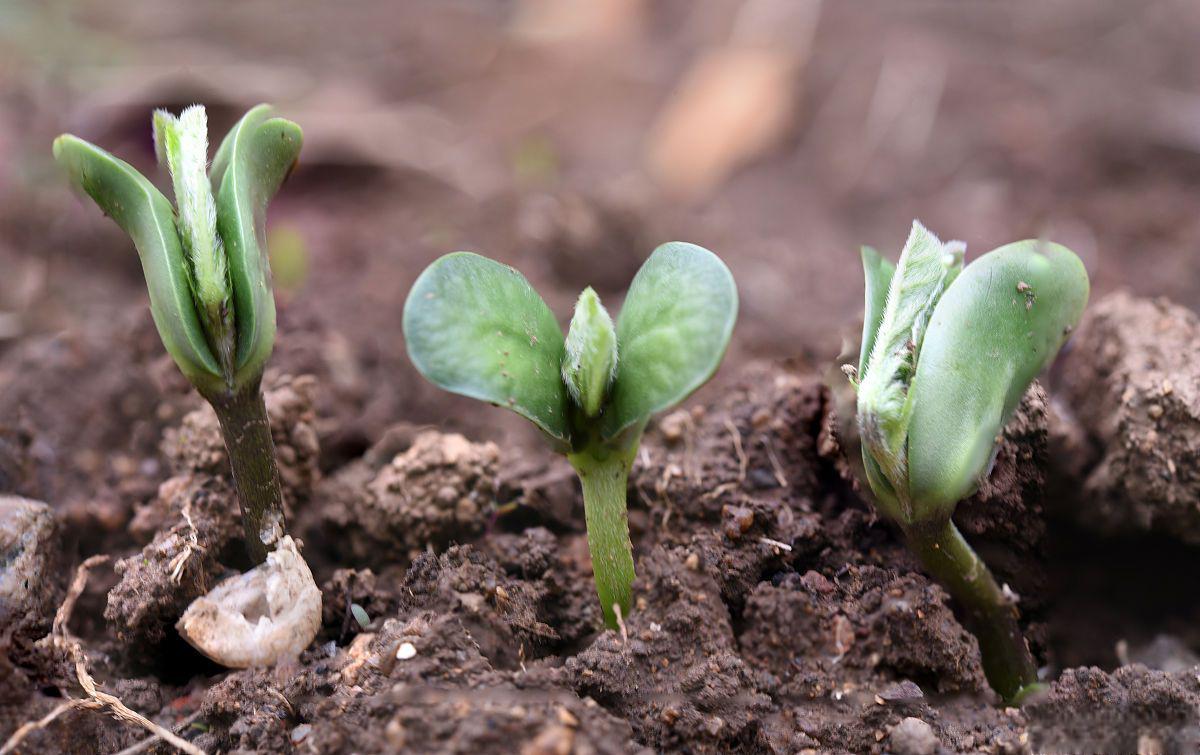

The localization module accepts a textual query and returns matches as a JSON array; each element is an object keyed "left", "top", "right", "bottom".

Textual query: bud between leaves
[
  {"left": 153, "top": 106, "right": 237, "bottom": 376},
  {"left": 562, "top": 287, "right": 618, "bottom": 418},
  {"left": 856, "top": 221, "right": 963, "bottom": 519}
]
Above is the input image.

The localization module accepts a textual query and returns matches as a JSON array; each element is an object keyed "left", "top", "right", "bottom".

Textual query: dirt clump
[
  {"left": 315, "top": 430, "right": 500, "bottom": 566},
  {"left": 1057, "top": 291, "right": 1200, "bottom": 544},
  {"left": 105, "top": 474, "right": 240, "bottom": 648},
  {"left": 1025, "top": 664, "right": 1200, "bottom": 753},
  {"left": 0, "top": 496, "right": 65, "bottom": 641},
  {"left": 740, "top": 567, "right": 986, "bottom": 698}
]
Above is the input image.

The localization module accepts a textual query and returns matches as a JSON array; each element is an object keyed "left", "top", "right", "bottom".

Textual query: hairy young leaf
[
  {"left": 858, "top": 245, "right": 894, "bottom": 377},
  {"left": 403, "top": 252, "right": 571, "bottom": 443},
  {"left": 601, "top": 242, "right": 738, "bottom": 440},
  {"left": 906, "top": 240, "right": 1088, "bottom": 518},
  {"left": 52, "top": 135, "right": 224, "bottom": 394},
  {"left": 154, "top": 106, "right": 236, "bottom": 375},
  {"left": 857, "top": 221, "right": 963, "bottom": 503},
  {"left": 562, "top": 287, "right": 618, "bottom": 418},
  {"left": 213, "top": 105, "right": 303, "bottom": 391}
]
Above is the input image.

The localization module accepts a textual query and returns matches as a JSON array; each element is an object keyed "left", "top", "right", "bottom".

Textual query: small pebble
[
  {"left": 556, "top": 707, "right": 579, "bottom": 727},
  {"left": 888, "top": 717, "right": 939, "bottom": 755},
  {"left": 385, "top": 718, "right": 406, "bottom": 747},
  {"left": 659, "top": 410, "right": 689, "bottom": 442},
  {"left": 396, "top": 642, "right": 417, "bottom": 660}
]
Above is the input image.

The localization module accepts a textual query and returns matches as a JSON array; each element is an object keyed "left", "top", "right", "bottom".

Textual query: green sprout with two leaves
[
  {"left": 403, "top": 244, "right": 737, "bottom": 628},
  {"left": 849, "top": 221, "right": 1089, "bottom": 704},
  {"left": 54, "top": 104, "right": 301, "bottom": 564}
]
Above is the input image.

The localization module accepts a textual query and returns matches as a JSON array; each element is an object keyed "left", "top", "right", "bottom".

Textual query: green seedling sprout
[
  {"left": 54, "top": 104, "right": 302, "bottom": 564},
  {"left": 403, "top": 244, "right": 737, "bottom": 628},
  {"left": 850, "top": 221, "right": 1089, "bottom": 704}
]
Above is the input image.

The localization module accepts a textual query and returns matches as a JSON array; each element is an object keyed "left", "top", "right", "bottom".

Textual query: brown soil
[{"left": 3, "top": 353, "right": 1199, "bottom": 753}]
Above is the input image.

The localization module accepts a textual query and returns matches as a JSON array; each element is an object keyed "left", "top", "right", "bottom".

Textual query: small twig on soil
[
  {"left": 23, "top": 555, "right": 207, "bottom": 755},
  {"left": 612, "top": 602, "right": 628, "bottom": 645},
  {"left": 759, "top": 434, "right": 789, "bottom": 488},
  {"left": 723, "top": 418, "right": 747, "bottom": 484},
  {"left": 112, "top": 712, "right": 203, "bottom": 755},
  {"left": 51, "top": 554, "right": 109, "bottom": 636},
  {"left": 758, "top": 536, "right": 793, "bottom": 553},
  {"left": 654, "top": 463, "right": 678, "bottom": 529},
  {"left": 702, "top": 481, "right": 739, "bottom": 502},
  {"left": 169, "top": 500, "right": 205, "bottom": 584},
  {"left": 267, "top": 688, "right": 295, "bottom": 717},
  {"left": 0, "top": 701, "right": 79, "bottom": 754}
]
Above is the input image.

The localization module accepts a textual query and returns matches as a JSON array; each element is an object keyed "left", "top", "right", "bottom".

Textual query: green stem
[
  {"left": 905, "top": 518, "right": 1041, "bottom": 704},
  {"left": 568, "top": 440, "right": 638, "bottom": 630},
  {"left": 205, "top": 381, "right": 286, "bottom": 565}
]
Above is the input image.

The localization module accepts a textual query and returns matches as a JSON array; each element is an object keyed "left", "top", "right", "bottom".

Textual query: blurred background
[{"left": 3, "top": 0, "right": 1200, "bottom": 505}]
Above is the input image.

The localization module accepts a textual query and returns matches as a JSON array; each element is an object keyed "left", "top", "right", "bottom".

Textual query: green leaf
[
  {"left": 906, "top": 240, "right": 1089, "bottom": 518},
  {"left": 857, "top": 221, "right": 963, "bottom": 503},
  {"left": 562, "top": 287, "right": 618, "bottom": 418},
  {"left": 601, "top": 242, "right": 738, "bottom": 440},
  {"left": 213, "top": 104, "right": 303, "bottom": 391},
  {"left": 51, "top": 134, "right": 224, "bottom": 394},
  {"left": 858, "top": 245, "right": 894, "bottom": 377},
  {"left": 403, "top": 252, "right": 571, "bottom": 443}
]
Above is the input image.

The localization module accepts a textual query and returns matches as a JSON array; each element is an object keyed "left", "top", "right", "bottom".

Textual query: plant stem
[
  {"left": 568, "top": 440, "right": 638, "bottom": 630},
  {"left": 206, "top": 382, "right": 286, "bottom": 565},
  {"left": 905, "top": 518, "right": 1040, "bottom": 704}
]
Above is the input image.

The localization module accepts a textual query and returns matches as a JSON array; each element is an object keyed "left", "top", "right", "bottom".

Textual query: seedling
[
  {"left": 850, "top": 221, "right": 1088, "bottom": 704},
  {"left": 54, "top": 104, "right": 302, "bottom": 564},
  {"left": 403, "top": 244, "right": 737, "bottom": 628}
]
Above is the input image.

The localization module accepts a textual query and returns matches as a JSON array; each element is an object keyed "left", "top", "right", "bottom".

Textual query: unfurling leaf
[
  {"left": 154, "top": 105, "right": 236, "bottom": 375},
  {"left": 857, "top": 245, "right": 894, "bottom": 377},
  {"left": 856, "top": 221, "right": 963, "bottom": 509}
]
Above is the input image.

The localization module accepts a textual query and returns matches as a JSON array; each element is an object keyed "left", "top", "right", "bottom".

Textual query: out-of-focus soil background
[{"left": 6, "top": 0, "right": 1200, "bottom": 456}]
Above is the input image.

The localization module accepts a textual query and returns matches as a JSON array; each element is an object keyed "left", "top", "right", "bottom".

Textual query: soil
[
  {"left": 3, "top": 354, "right": 1199, "bottom": 753},
  {"left": 4, "top": 2, "right": 1200, "bottom": 753}
]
